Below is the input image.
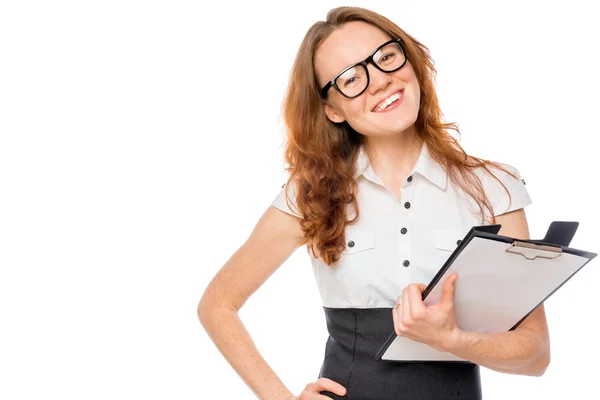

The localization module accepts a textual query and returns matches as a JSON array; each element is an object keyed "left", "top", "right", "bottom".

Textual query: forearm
[
  {"left": 443, "top": 327, "right": 550, "bottom": 376},
  {"left": 198, "top": 303, "right": 294, "bottom": 400}
]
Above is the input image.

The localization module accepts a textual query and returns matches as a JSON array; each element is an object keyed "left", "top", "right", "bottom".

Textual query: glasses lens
[
  {"left": 373, "top": 43, "right": 405, "bottom": 71},
  {"left": 335, "top": 64, "right": 368, "bottom": 98}
]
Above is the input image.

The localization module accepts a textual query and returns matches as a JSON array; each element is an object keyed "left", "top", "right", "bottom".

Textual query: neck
[{"left": 363, "top": 126, "right": 424, "bottom": 180}]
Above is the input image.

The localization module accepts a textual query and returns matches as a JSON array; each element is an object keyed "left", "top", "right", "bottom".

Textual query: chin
[
  {"left": 352, "top": 113, "right": 418, "bottom": 136},
  {"left": 380, "top": 118, "right": 417, "bottom": 135}
]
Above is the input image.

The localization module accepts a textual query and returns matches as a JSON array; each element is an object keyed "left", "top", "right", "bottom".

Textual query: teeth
[{"left": 375, "top": 91, "right": 402, "bottom": 112}]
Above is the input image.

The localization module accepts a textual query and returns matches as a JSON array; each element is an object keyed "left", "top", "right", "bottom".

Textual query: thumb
[
  {"left": 415, "top": 283, "right": 427, "bottom": 292},
  {"left": 440, "top": 272, "right": 458, "bottom": 305}
]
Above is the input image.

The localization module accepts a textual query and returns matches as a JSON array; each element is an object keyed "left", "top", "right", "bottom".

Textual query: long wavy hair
[{"left": 280, "top": 6, "right": 516, "bottom": 266}]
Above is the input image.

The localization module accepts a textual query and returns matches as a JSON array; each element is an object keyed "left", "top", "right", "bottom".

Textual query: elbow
[
  {"left": 197, "top": 290, "right": 218, "bottom": 327},
  {"left": 537, "top": 338, "right": 551, "bottom": 377},
  {"left": 530, "top": 348, "right": 551, "bottom": 377},
  {"left": 197, "top": 286, "right": 215, "bottom": 327},
  {"left": 524, "top": 329, "right": 551, "bottom": 377},
  {"left": 536, "top": 354, "right": 551, "bottom": 377},
  {"left": 531, "top": 364, "right": 549, "bottom": 377},
  {"left": 197, "top": 296, "right": 209, "bottom": 326},
  {"left": 197, "top": 288, "right": 237, "bottom": 328}
]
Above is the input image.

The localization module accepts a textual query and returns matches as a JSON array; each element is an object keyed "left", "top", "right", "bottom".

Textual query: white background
[{"left": 1, "top": 1, "right": 598, "bottom": 399}]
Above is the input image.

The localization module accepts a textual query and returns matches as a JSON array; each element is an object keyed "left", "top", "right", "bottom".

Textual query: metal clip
[{"left": 505, "top": 240, "right": 562, "bottom": 260}]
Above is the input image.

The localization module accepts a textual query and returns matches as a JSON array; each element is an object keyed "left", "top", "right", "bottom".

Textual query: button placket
[
  {"left": 398, "top": 224, "right": 412, "bottom": 283},
  {"left": 401, "top": 174, "right": 415, "bottom": 215},
  {"left": 398, "top": 174, "right": 415, "bottom": 282}
]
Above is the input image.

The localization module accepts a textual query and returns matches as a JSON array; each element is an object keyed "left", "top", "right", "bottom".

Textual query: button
[
  {"left": 402, "top": 260, "right": 410, "bottom": 267},
  {"left": 456, "top": 239, "right": 462, "bottom": 246},
  {"left": 401, "top": 227, "right": 407, "bottom": 234},
  {"left": 348, "top": 240, "right": 355, "bottom": 248},
  {"left": 407, "top": 175, "right": 413, "bottom": 183},
  {"left": 404, "top": 202, "right": 411, "bottom": 209}
]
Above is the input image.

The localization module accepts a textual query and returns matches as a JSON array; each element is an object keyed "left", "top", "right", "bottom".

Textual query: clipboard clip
[{"left": 505, "top": 240, "right": 562, "bottom": 260}]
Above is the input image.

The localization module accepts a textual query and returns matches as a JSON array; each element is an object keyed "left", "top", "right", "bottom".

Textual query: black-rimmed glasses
[{"left": 320, "top": 38, "right": 407, "bottom": 99}]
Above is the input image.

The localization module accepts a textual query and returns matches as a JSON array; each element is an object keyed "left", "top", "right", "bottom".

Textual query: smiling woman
[{"left": 199, "top": 6, "right": 549, "bottom": 400}]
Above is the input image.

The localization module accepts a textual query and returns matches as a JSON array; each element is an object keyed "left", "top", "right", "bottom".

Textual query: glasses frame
[{"left": 319, "top": 38, "right": 407, "bottom": 99}]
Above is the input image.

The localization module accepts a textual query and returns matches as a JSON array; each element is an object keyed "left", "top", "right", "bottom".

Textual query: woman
[{"left": 199, "top": 6, "right": 550, "bottom": 400}]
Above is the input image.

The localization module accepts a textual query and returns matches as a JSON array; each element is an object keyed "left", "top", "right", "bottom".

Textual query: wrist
[{"left": 442, "top": 327, "right": 467, "bottom": 352}]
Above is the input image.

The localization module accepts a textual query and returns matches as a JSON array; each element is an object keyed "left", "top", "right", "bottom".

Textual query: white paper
[{"left": 382, "top": 237, "right": 590, "bottom": 361}]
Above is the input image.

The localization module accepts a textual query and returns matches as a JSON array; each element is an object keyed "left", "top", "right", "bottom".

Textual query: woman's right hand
[{"left": 286, "top": 377, "right": 347, "bottom": 399}]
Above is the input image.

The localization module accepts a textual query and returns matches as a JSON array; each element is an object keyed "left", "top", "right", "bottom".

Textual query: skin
[{"left": 199, "top": 20, "right": 550, "bottom": 400}]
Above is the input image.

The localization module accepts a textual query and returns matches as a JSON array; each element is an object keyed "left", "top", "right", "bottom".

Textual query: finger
[
  {"left": 394, "top": 302, "right": 406, "bottom": 336},
  {"left": 392, "top": 302, "right": 401, "bottom": 335},
  {"left": 416, "top": 282, "right": 428, "bottom": 305},
  {"left": 314, "top": 377, "right": 347, "bottom": 396},
  {"left": 402, "top": 287, "right": 410, "bottom": 322},
  {"left": 416, "top": 283, "right": 427, "bottom": 294},
  {"left": 440, "top": 272, "right": 458, "bottom": 305},
  {"left": 407, "top": 284, "right": 426, "bottom": 317}
]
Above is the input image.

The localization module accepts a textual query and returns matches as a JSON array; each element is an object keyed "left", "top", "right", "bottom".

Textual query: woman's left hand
[{"left": 392, "top": 272, "right": 462, "bottom": 352}]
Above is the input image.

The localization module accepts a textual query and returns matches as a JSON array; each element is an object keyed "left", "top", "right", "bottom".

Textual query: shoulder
[
  {"left": 270, "top": 179, "right": 302, "bottom": 219},
  {"left": 475, "top": 161, "right": 523, "bottom": 188},
  {"left": 473, "top": 160, "right": 531, "bottom": 217}
]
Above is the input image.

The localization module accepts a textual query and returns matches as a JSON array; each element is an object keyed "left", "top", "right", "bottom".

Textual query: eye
[
  {"left": 338, "top": 66, "right": 366, "bottom": 89},
  {"left": 341, "top": 75, "right": 364, "bottom": 88},
  {"left": 381, "top": 52, "right": 396, "bottom": 62}
]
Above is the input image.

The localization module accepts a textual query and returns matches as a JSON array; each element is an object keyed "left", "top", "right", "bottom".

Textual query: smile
[{"left": 373, "top": 89, "right": 404, "bottom": 113}]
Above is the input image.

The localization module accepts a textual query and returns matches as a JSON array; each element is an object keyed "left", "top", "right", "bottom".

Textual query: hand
[
  {"left": 286, "top": 377, "right": 347, "bottom": 399},
  {"left": 392, "top": 272, "right": 462, "bottom": 352}
]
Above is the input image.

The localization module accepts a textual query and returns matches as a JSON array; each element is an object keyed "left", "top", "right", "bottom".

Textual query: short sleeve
[
  {"left": 270, "top": 181, "right": 302, "bottom": 218},
  {"left": 481, "top": 162, "right": 532, "bottom": 217}
]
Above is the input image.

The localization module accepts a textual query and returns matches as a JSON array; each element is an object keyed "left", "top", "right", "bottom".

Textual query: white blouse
[{"left": 270, "top": 143, "right": 531, "bottom": 309}]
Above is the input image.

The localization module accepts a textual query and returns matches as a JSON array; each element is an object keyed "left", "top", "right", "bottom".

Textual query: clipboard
[{"left": 375, "top": 221, "right": 597, "bottom": 363}]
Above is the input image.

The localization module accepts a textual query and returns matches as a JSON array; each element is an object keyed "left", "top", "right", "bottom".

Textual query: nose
[{"left": 366, "top": 63, "right": 392, "bottom": 95}]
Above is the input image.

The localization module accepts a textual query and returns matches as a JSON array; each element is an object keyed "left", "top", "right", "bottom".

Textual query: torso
[{"left": 271, "top": 143, "right": 530, "bottom": 310}]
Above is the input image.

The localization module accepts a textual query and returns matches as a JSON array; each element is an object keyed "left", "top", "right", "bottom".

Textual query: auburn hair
[{"left": 280, "top": 6, "right": 516, "bottom": 266}]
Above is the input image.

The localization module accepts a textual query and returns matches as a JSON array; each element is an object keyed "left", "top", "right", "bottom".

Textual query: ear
[{"left": 322, "top": 101, "right": 346, "bottom": 124}]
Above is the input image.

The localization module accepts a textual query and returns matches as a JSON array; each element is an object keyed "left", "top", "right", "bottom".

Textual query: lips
[{"left": 372, "top": 89, "right": 404, "bottom": 112}]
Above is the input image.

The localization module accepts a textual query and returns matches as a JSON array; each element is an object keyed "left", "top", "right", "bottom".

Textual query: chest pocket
[
  {"left": 433, "top": 229, "right": 464, "bottom": 252},
  {"left": 342, "top": 226, "right": 375, "bottom": 255},
  {"left": 429, "top": 228, "right": 465, "bottom": 275}
]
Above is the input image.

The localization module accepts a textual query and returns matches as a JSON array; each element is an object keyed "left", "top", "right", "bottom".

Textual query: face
[{"left": 314, "top": 21, "right": 421, "bottom": 138}]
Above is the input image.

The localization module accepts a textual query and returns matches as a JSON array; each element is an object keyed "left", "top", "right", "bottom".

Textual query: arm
[
  {"left": 446, "top": 307, "right": 550, "bottom": 376},
  {"left": 198, "top": 205, "right": 306, "bottom": 399},
  {"left": 444, "top": 208, "right": 551, "bottom": 376}
]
